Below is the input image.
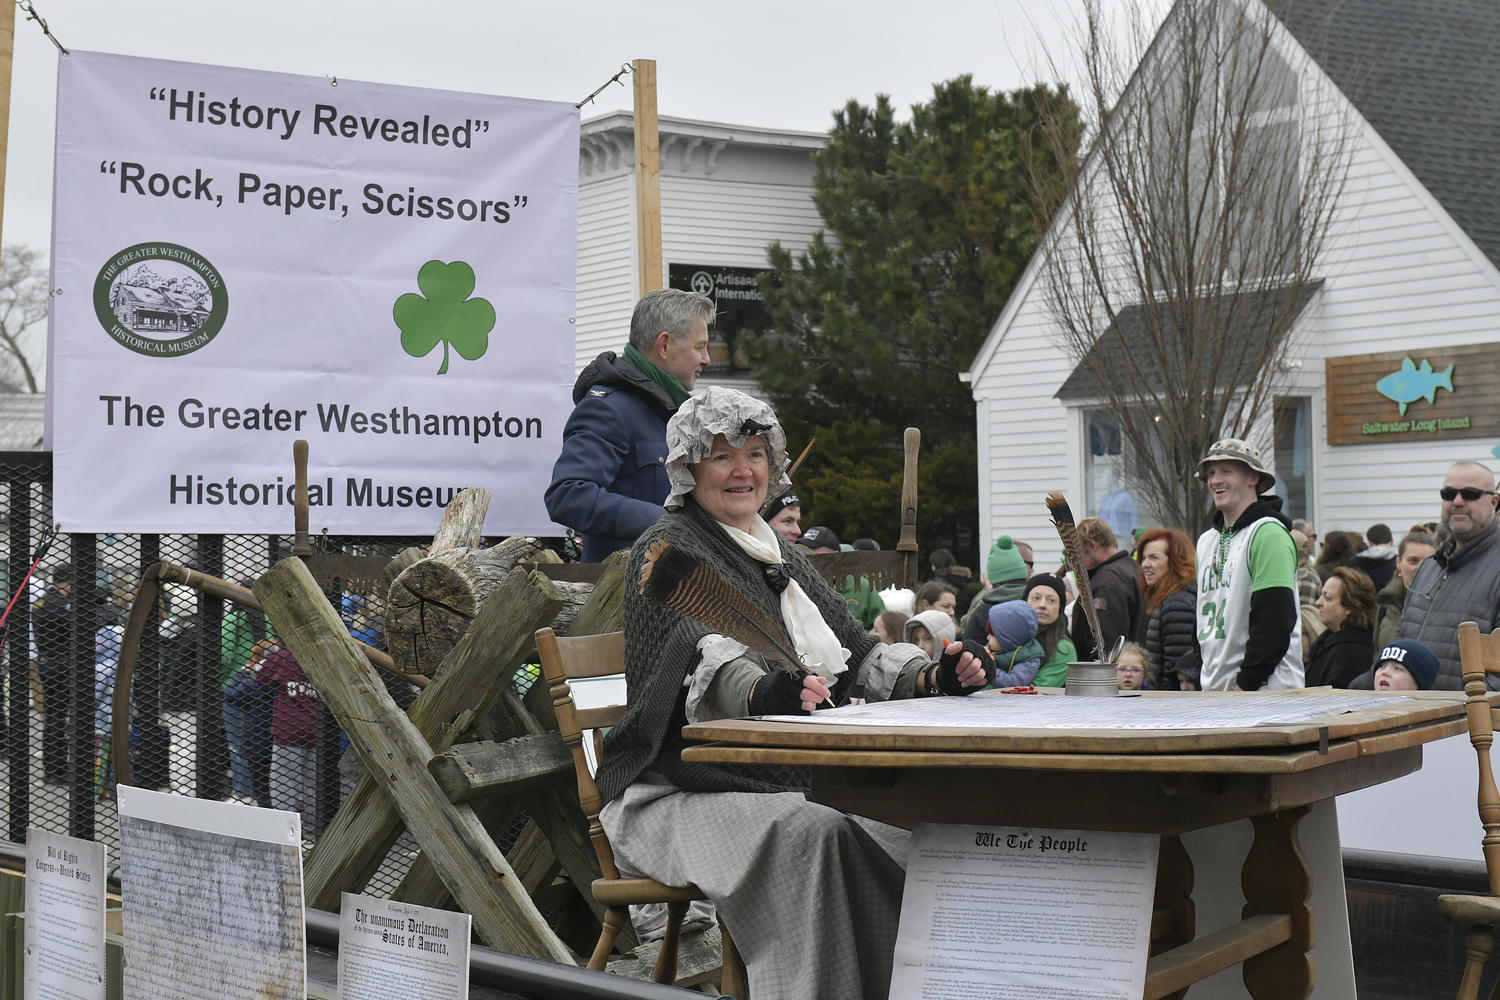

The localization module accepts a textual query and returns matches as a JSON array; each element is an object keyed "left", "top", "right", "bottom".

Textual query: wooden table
[{"left": 681, "top": 690, "right": 1478, "bottom": 1000}]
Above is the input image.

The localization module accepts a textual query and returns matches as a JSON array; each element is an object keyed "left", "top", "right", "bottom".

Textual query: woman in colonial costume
[{"left": 596, "top": 387, "right": 992, "bottom": 1000}]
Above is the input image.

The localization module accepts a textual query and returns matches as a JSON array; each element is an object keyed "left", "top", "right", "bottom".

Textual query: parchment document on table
[
  {"left": 890, "top": 823, "right": 1159, "bottom": 1000},
  {"left": 767, "top": 691, "right": 1405, "bottom": 729}
]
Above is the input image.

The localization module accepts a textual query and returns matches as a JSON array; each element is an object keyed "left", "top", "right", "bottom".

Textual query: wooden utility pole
[
  {"left": 632, "top": 58, "right": 662, "bottom": 295},
  {"left": 0, "top": 1, "right": 16, "bottom": 245}
]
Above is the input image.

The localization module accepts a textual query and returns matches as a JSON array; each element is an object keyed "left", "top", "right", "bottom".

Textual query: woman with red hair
[{"left": 1136, "top": 528, "right": 1201, "bottom": 690}]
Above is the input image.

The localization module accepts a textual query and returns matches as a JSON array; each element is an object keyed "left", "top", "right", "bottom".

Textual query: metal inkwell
[{"left": 1064, "top": 661, "right": 1119, "bottom": 697}]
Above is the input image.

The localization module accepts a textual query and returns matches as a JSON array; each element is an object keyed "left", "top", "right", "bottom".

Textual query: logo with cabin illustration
[{"left": 93, "top": 243, "right": 228, "bottom": 357}]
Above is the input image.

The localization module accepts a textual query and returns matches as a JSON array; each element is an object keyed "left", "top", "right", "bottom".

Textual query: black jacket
[
  {"left": 544, "top": 352, "right": 678, "bottom": 562},
  {"left": 1070, "top": 550, "right": 1142, "bottom": 661},
  {"left": 1305, "top": 627, "right": 1374, "bottom": 689},
  {"left": 1346, "top": 548, "right": 1398, "bottom": 592},
  {"left": 1146, "top": 583, "right": 1199, "bottom": 688},
  {"left": 33, "top": 585, "right": 73, "bottom": 662}
]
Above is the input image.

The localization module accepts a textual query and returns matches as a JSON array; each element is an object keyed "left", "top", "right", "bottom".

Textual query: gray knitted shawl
[{"left": 596, "top": 497, "right": 880, "bottom": 804}]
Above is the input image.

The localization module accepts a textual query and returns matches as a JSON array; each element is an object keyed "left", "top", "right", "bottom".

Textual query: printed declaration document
[
  {"left": 24, "top": 828, "right": 106, "bottom": 1000},
  {"left": 117, "top": 786, "right": 305, "bottom": 1000},
  {"left": 338, "top": 892, "right": 471, "bottom": 1000},
  {"left": 890, "top": 823, "right": 1159, "bottom": 999}
]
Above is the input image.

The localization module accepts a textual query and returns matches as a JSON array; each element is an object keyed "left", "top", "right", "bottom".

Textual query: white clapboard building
[
  {"left": 966, "top": 0, "right": 1500, "bottom": 563},
  {"left": 575, "top": 112, "right": 827, "bottom": 393}
]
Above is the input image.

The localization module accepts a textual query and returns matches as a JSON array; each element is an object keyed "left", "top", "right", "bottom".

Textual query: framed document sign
[{"left": 1324, "top": 343, "right": 1500, "bottom": 446}]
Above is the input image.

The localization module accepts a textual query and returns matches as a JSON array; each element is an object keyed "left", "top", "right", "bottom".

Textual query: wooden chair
[
  {"left": 536, "top": 627, "right": 749, "bottom": 996},
  {"left": 1438, "top": 621, "right": 1500, "bottom": 1000}
]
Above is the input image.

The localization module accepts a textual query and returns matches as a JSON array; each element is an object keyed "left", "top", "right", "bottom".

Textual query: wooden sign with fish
[{"left": 1325, "top": 344, "right": 1500, "bottom": 446}]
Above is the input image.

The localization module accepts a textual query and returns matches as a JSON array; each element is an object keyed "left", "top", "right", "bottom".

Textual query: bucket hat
[{"left": 1196, "top": 438, "right": 1275, "bottom": 493}]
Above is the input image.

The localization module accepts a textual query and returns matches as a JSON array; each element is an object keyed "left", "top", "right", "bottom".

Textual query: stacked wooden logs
[
  {"left": 277, "top": 486, "right": 640, "bottom": 966},
  {"left": 384, "top": 489, "right": 597, "bottom": 676}
]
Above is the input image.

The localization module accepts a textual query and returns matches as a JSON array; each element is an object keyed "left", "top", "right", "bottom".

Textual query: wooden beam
[
  {"left": 392, "top": 793, "right": 524, "bottom": 911},
  {"left": 430, "top": 733, "right": 575, "bottom": 804},
  {"left": 0, "top": 1, "right": 15, "bottom": 246},
  {"left": 474, "top": 684, "right": 634, "bottom": 949},
  {"left": 1143, "top": 914, "right": 1292, "bottom": 1000},
  {"left": 255, "top": 557, "right": 574, "bottom": 962},
  {"left": 300, "top": 566, "right": 563, "bottom": 911},
  {"left": 633, "top": 58, "right": 662, "bottom": 295}
]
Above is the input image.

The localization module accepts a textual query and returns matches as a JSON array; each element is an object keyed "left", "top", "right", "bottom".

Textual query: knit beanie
[
  {"left": 1024, "top": 574, "right": 1068, "bottom": 609},
  {"left": 986, "top": 536, "right": 1028, "bottom": 586},
  {"left": 1376, "top": 639, "right": 1439, "bottom": 690},
  {"left": 987, "top": 600, "right": 1039, "bottom": 650}
]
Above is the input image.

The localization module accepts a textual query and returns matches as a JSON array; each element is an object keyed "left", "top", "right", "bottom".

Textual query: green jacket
[
  {"left": 221, "top": 610, "right": 270, "bottom": 689},
  {"left": 841, "top": 575, "right": 885, "bottom": 630},
  {"left": 1034, "top": 637, "right": 1076, "bottom": 688}
]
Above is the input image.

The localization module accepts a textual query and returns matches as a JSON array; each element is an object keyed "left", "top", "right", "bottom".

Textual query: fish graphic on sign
[{"left": 1375, "top": 357, "right": 1454, "bottom": 415}]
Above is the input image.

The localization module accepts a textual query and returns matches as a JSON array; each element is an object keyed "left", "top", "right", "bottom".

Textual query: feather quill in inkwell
[
  {"left": 1045, "top": 491, "right": 1111, "bottom": 662},
  {"left": 638, "top": 539, "right": 834, "bottom": 707}
]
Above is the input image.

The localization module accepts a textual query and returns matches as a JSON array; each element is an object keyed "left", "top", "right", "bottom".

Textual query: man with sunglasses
[{"left": 1397, "top": 460, "right": 1500, "bottom": 689}]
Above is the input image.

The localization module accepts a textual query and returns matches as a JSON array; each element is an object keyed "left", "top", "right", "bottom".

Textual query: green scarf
[{"left": 622, "top": 343, "right": 692, "bottom": 408}]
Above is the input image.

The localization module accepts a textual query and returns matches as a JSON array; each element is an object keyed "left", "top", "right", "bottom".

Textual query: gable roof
[
  {"left": 114, "top": 285, "right": 206, "bottom": 313},
  {"left": 1054, "top": 281, "right": 1322, "bottom": 401},
  {"left": 1276, "top": 0, "right": 1500, "bottom": 271}
]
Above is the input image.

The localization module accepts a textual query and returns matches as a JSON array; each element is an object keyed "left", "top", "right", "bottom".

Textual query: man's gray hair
[
  {"left": 1449, "top": 459, "right": 1496, "bottom": 488},
  {"left": 628, "top": 288, "right": 716, "bottom": 354}
]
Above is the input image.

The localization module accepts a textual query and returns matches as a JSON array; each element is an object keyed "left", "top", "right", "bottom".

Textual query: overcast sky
[{"left": 1, "top": 0, "right": 1127, "bottom": 256}]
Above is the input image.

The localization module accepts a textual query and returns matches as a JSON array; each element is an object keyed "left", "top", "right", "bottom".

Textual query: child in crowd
[
  {"left": 1373, "top": 639, "right": 1439, "bottom": 691},
  {"left": 256, "top": 643, "right": 319, "bottom": 832},
  {"left": 870, "top": 610, "right": 908, "bottom": 645},
  {"left": 1115, "top": 643, "right": 1153, "bottom": 690},
  {"left": 986, "top": 600, "right": 1044, "bottom": 688},
  {"left": 903, "top": 609, "right": 956, "bottom": 659}
]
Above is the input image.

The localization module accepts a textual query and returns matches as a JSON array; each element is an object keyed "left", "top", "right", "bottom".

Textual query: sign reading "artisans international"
[{"left": 1325, "top": 343, "right": 1500, "bottom": 446}]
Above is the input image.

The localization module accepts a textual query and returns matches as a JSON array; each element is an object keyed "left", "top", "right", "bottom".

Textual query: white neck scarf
[{"left": 718, "top": 517, "right": 850, "bottom": 676}]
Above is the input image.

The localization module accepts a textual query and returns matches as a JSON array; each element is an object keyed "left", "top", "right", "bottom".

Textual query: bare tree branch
[
  {"left": 1029, "top": 0, "right": 1352, "bottom": 535},
  {"left": 0, "top": 245, "right": 50, "bottom": 394}
]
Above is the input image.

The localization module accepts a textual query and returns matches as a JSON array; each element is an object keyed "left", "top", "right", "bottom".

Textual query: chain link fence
[{"left": 0, "top": 451, "right": 471, "bottom": 897}]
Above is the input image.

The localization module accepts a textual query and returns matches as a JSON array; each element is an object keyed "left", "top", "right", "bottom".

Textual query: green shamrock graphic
[{"left": 393, "top": 260, "right": 495, "bottom": 374}]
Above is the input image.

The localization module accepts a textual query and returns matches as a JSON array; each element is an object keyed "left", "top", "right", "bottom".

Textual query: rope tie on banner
[
  {"left": 575, "top": 63, "right": 632, "bottom": 110},
  {"left": 19, "top": 1, "right": 68, "bottom": 56}
]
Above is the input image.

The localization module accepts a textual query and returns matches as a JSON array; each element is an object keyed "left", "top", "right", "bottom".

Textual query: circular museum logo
[{"left": 93, "top": 242, "right": 228, "bottom": 357}]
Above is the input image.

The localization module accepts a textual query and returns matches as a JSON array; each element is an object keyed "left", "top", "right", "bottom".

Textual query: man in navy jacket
[{"left": 546, "top": 288, "right": 713, "bottom": 562}]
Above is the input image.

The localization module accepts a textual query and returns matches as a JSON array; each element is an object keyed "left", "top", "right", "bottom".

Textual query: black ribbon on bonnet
[{"left": 739, "top": 418, "right": 773, "bottom": 437}]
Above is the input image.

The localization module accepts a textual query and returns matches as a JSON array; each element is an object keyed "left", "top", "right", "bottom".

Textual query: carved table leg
[
  {"left": 1152, "top": 833, "right": 1196, "bottom": 1000},
  {"left": 1241, "top": 805, "right": 1315, "bottom": 1000}
]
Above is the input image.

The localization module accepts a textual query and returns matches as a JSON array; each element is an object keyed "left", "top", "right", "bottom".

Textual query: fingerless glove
[
  {"left": 748, "top": 670, "right": 811, "bottom": 716},
  {"left": 934, "top": 639, "right": 996, "bottom": 696}
]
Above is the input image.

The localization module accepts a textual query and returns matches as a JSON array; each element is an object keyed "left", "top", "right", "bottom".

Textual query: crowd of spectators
[{"left": 863, "top": 451, "right": 1500, "bottom": 695}]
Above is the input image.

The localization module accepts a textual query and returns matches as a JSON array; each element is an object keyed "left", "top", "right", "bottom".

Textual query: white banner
[{"left": 49, "top": 51, "right": 578, "bottom": 534}]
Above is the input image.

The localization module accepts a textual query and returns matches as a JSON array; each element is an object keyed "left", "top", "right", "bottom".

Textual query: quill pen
[
  {"left": 1045, "top": 491, "right": 1110, "bottom": 662},
  {"left": 638, "top": 540, "right": 834, "bottom": 706}
]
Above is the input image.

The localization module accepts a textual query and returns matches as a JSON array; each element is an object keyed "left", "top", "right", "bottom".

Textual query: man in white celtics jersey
[{"left": 1194, "top": 439, "right": 1303, "bottom": 691}]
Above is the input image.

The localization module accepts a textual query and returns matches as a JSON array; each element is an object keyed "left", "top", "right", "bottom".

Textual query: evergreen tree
[{"left": 753, "top": 76, "right": 1078, "bottom": 568}]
